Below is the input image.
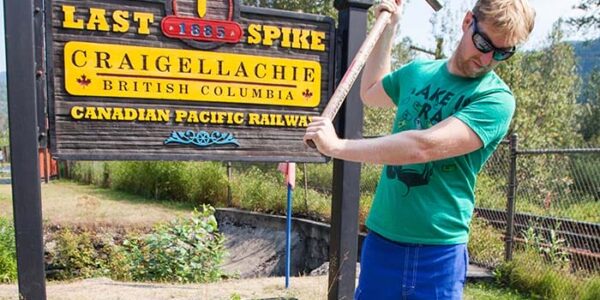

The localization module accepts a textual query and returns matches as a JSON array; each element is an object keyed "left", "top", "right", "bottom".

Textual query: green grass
[
  {"left": 514, "top": 197, "right": 600, "bottom": 223},
  {"left": 0, "top": 181, "right": 191, "bottom": 227},
  {"left": 465, "top": 282, "right": 531, "bottom": 300}
]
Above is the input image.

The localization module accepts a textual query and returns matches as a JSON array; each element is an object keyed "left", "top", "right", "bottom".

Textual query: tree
[
  {"left": 578, "top": 68, "right": 600, "bottom": 143},
  {"left": 429, "top": 0, "right": 471, "bottom": 58},
  {"left": 495, "top": 21, "right": 582, "bottom": 148},
  {"left": 242, "top": 0, "right": 337, "bottom": 18},
  {"left": 567, "top": 0, "right": 600, "bottom": 36}
]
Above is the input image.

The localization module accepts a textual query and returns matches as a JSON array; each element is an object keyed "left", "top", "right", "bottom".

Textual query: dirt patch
[
  {"left": 0, "top": 276, "right": 329, "bottom": 300},
  {"left": 220, "top": 222, "right": 302, "bottom": 278},
  {"left": 0, "top": 182, "right": 188, "bottom": 227}
]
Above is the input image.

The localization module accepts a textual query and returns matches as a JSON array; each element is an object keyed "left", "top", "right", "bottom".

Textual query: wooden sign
[{"left": 46, "top": 0, "right": 336, "bottom": 162}]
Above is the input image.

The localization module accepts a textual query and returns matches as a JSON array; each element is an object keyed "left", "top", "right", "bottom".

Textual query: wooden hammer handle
[
  {"left": 306, "top": 11, "right": 391, "bottom": 148},
  {"left": 307, "top": 0, "right": 443, "bottom": 149}
]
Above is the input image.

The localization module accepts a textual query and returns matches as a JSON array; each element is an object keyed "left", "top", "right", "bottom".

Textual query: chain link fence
[{"left": 253, "top": 134, "right": 599, "bottom": 274}]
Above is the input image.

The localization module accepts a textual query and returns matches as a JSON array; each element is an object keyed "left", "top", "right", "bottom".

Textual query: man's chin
[{"left": 467, "top": 66, "right": 492, "bottom": 78}]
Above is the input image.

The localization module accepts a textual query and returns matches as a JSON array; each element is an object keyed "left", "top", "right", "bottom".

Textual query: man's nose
[{"left": 480, "top": 51, "right": 494, "bottom": 65}]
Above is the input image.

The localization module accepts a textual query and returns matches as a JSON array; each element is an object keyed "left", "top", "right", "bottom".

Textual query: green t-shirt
[{"left": 366, "top": 59, "right": 515, "bottom": 245}]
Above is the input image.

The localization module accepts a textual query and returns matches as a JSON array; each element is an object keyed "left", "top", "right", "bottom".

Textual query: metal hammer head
[{"left": 425, "top": 0, "right": 443, "bottom": 11}]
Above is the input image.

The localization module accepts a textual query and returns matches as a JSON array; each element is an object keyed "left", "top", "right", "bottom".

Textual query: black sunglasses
[{"left": 471, "top": 16, "right": 516, "bottom": 61}]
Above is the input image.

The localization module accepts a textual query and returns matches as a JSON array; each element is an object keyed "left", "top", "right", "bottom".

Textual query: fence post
[
  {"left": 505, "top": 133, "right": 518, "bottom": 261},
  {"left": 303, "top": 163, "right": 308, "bottom": 212},
  {"left": 227, "top": 162, "right": 232, "bottom": 206}
]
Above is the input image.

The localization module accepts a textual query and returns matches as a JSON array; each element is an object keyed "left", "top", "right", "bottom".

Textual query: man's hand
[
  {"left": 303, "top": 117, "right": 342, "bottom": 157},
  {"left": 376, "top": 0, "right": 404, "bottom": 26}
]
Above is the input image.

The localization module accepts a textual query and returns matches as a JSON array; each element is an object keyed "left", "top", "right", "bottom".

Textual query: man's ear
[{"left": 461, "top": 11, "right": 473, "bottom": 33}]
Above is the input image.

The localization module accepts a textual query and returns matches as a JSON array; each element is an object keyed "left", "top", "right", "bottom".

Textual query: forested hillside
[{"left": 572, "top": 38, "right": 600, "bottom": 81}]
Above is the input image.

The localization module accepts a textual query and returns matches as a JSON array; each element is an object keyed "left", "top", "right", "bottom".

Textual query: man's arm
[
  {"left": 304, "top": 116, "right": 483, "bottom": 165},
  {"left": 359, "top": 0, "right": 402, "bottom": 109}
]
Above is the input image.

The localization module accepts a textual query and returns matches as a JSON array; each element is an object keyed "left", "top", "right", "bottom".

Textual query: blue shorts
[{"left": 355, "top": 231, "right": 468, "bottom": 300}]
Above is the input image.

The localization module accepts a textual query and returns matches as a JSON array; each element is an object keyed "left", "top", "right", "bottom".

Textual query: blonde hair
[{"left": 472, "top": 0, "right": 536, "bottom": 45}]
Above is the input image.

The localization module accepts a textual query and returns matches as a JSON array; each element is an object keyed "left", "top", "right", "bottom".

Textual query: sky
[{"left": 0, "top": 0, "right": 591, "bottom": 72}]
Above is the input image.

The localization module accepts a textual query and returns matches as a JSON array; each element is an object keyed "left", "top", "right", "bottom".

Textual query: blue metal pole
[{"left": 285, "top": 182, "right": 292, "bottom": 288}]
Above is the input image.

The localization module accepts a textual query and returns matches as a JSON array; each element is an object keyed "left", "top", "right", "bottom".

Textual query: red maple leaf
[
  {"left": 77, "top": 75, "right": 91, "bottom": 87},
  {"left": 302, "top": 89, "right": 313, "bottom": 100}
]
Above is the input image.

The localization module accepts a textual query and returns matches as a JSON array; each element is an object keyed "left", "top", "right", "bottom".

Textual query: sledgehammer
[{"left": 307, "top": 0, "right": 443, "bottom": 148}]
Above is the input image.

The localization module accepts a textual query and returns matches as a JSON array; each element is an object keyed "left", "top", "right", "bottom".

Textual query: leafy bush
[
  {"left": 50, "top": 229, "right": 102, "bottom": 280},
  {"left": 360, "top": 164, "right": 383, "bottom": 194},
  {"left": 495, "top": 246, "right": 600, "bottom": 300},
  {"left": 110, "top": 161, "right": 188, "bottom": 202},
  {"left": 231, "top": 166, "right": 286, "bottom": 213},
  {"left": 475, "top": 174, "right": 507, "bottom": 210},
  {"left": 304, "top": 163, "right": 332, "bottom": 194},
  {"left": 495, "top": 249, "right": 577, "bottom": 300},
  {"left": 468, "top": 216, "right": 505, "bottom": 268},
  {"left": 72, "top": 161, "right": 110, "bottom": 187},
  {"left": 181, "top": 162, "right": 228, "bottom": 207},
  {"left": 581, "top": 276, "right": 600, "bottom": 300},
  {"left": 568, "top": 154, "right": 600, "bottom": 201},
  {"left": 0, "top": 218, "right": 17, "bottom": 283},
  {"left": 117, "top": 206, "right": 226, "bottom": 283}
]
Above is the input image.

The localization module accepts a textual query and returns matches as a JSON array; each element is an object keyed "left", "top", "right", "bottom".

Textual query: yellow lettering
[
  {"left": 311, "top": 31, "right": 325, "bottom": 51},
  {"left": 112, "top": 10, "right": 130, "bottom": 33},
  {"left": 84, "top": 107, "right": 98, "bottom": 120},
  {"left": 71, "top": 106, "right": 84, "bottom": 119},
  {"left": 284, "top": 115, "right": 299, "bottom": 127},
  {"left": 281, "top": 27, "right": 292, "bottom": 48},
  {"left": 262, "top": 25, "right": 281, "bottom": 46},
  {"left": 146, "top": 109, "right": 157, "bottom": 121},
  {"left": 298, "top": 116, "right": 311, "bottom": 127},
  {"left": 175, "top": 110, "right": 188, "bottom": 122},
  {"left": 133, "top": 12, "right": 154, "bottom": 35},
  {"left": 247, "top": 24, "right": 262, "bottom": 45},
  {"left": 62, "top": 5, "right": 84, "bottom": 29},
  {"left": 97, "top": 107, "right": 112, "bottom": 120},
  {"left": 291, "top": 29, "right": 302, "bottom": 49},
  {"left": 248, "top": 113, "right": 261, "bottom": 125},
  {"left": 86, "top": 8, "right": 110, "bottom": 31},
  {"left": 124, "top": 108, "right": 138, "bottom": 120},
  {"left": 260, "top": 114, "right": 270, "bottom": 126},
  {"left": 299, "top": 29, "right": 311, "bottom": 50},
  {"left": 187, "top": 111, "right": 200, "bottom": 123},
  {"left": 157, "top": 110, "right": 170, "bottom": 122},
  {"left": 233, "top": 112, "right": 244, "bottom": 124},
  {"left": 112, "top": 108, "right": 124, "bottom": 120},
  {"left": 199, "top": 111, "right": 210, "bottom": 123}
]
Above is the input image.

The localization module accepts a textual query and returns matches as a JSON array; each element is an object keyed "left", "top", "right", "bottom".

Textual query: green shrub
[
  {"left": 117, "top": 205, "right": 226, "bottom": 283},
  {"left": 0, "top": 218, "right": 17, "bottom": 283},
  {"left": 475, "top": 174, "right": 507, "bottom": 210},
  {"left": 568, "top": 154, "right": 600, "bottom": 200},
  {"left": 468, "top": 216, "right": 505, "bottom": 268},
  {"left": 231, "top": 167, "right": 286, "bottom": 213},
  {"left": 72, "top": 161, "right": 110, "bottom": 187},
  {"left": 305, "top": 163, "right": 332, "bottom": 194},
  {"left": 494, "top": 247, "right": 600, "bottom": 300},
  {"left": 182, "top": 162, "right": 228, "bottom": 206},
  {"left": 109, "top": 161, "right": 228, "bottom": 206},
  {"left": 581, "top": 276, "right": 600, "bottom": 300},
  {"left": 51, "top": 229, "right": 100, "bottom": 280},
  {"left": 360, "top": 164, "right": 383, "bottom": 194}
]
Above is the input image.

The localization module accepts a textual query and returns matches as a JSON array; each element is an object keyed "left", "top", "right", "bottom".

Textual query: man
[{"left": 303, "top": 0, "right": 535, "bottom": 298}]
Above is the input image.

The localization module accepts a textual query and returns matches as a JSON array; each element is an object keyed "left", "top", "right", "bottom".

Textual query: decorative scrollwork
[{"left": 164, "top": 130, "right": 240, "bottom": 147}]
